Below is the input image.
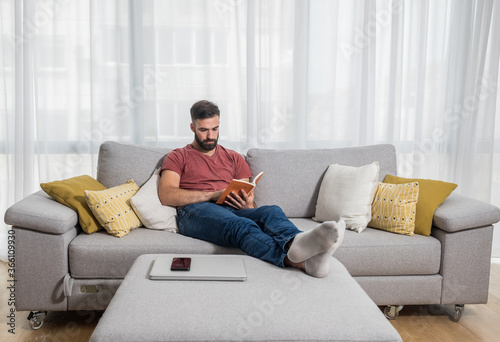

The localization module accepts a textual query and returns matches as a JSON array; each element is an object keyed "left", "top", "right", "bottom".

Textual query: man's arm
[{"left": 158, "top": 170, "right": 223, "bottom": 207}]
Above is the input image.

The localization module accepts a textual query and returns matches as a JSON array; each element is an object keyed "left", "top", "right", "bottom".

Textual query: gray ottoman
[{"left": 90, "top": 254, "right": 401, "bottom": 341}]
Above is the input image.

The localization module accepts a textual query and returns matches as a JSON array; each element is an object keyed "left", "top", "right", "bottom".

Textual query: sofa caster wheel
[
  {"left": 28, "top": 311, "right": 47, "bottom": 330},
  {"left": 384, "top": 305, "right": 403, "bottom": 320},
  {"left": 452, "top": 304, "right": 464, "bottom": 322}
]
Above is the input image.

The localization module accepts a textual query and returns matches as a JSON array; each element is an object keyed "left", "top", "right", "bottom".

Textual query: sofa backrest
[
  {"left": 97, "top": 141, "right": 171, "bottom": 188},
  {"left": 97, "top": 142, "right": 398, "bottom": 219},
  {"left": 246, "top": 144, "right": 397, "bottom": 218}
]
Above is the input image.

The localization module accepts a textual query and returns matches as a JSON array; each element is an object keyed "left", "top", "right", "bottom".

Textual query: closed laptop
[{"left": 149, "top": 255, "right": 247, "bottom": 281}]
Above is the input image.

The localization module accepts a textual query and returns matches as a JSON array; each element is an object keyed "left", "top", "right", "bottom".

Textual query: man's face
[{"left": 191, "top": 116, "right": 220, "bottom": 152}]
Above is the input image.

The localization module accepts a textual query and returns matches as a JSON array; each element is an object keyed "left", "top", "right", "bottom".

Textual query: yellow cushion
[
  {"left": 369, "top": 182, "right": 419, "bottom": 236},
  {"left": 40, "top": 175, "right": 107, "bottom": 234},
  {"left": 383, "top": 174, "right": 457, "bottom": 236},
  {"left": 85, "top": 180, "right": 142, "bottom": 238}
]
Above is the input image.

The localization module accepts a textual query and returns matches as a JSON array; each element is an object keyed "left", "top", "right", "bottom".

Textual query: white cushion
[
  {"left": 130, "top": 169, "right": 178, "bottom": 232},
  {"left": 314, "top": 162, "right": 379, "bottom": 233}
]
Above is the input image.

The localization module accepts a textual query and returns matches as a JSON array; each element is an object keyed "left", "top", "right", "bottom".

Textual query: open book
[{"left": 216, "top": 172, "right": 264, "bottom": 205}]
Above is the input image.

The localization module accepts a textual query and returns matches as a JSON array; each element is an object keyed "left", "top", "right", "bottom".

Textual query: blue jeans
[{"left": 176, "top": 203, "right": 302, "bottom": 267}]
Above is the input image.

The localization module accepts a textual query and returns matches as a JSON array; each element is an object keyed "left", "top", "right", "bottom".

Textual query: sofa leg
[
  {"left": 383, "top": 305, "right": 403, "bottom": 320},
  {"left": 27, "top": 311, "right": 48, "bottom": 330},
  {"left": 452, "top": 304, "right": 465, "bottom": 322}
]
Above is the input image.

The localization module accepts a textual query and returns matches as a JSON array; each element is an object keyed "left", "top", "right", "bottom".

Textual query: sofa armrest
[
  {"left": 13, "top": 227, "right": 78, "bottom": 311},
  {"left": 4, "top": 190, "right": 78, "bottom": 235},
  {"left": 432, "top": 225, "right": 493, "bottom": 305},
  {"left": 432, "top": 193, "right": 500, "bottom": 233}
]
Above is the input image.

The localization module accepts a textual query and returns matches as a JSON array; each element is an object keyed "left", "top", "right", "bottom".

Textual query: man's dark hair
[{"left": 190, "top": 100, "right": 220, "bottom": 122}]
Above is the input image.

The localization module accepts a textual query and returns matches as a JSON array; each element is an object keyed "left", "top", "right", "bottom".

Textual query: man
[{"left": 158, "top": 100, "right": 345, "bottom": 278}]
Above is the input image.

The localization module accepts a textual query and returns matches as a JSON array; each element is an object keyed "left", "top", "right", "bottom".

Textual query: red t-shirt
[{"left": 161, "top": 144, "right": 252, "bottom": 192}]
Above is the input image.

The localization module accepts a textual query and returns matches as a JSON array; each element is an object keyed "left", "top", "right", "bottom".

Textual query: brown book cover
[{"left": 216, "top": 172, "right": 264, "bottom": 205}]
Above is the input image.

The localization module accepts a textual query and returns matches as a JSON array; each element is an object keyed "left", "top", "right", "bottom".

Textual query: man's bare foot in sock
[
  {"left": 287, "top": 220, "right": 345, "bottom": 263},
  {"left": 304, "top": 223, "right": 345, "bottom": 278}
]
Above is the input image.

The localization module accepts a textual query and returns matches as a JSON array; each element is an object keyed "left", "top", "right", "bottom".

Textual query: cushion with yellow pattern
[
  {"left": 383, "top": 175, "right": 457, "bottom": 236},
  {"left": 369, "top": 182, "right": 419, "bottom": 236},
  {"left": 85, "top": 180, "right": 142, "bottom": 237},
  {"left": 40, "top": 175, "right": 107, "bottom": 234}
]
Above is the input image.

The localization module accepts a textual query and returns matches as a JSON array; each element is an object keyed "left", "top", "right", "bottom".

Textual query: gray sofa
[{"left": 5, "top": 141, "right": 500, "bottom": 327}]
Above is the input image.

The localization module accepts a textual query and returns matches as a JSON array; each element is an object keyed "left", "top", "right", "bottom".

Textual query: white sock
[
  {"left": 287, "top": 220, "right": 345, "bottom": 263},
  {"left": 304, "top": 225, "right": 345, "bottom": 278}
]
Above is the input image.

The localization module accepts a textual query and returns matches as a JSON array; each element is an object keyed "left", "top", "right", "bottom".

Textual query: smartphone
[{"left": 170, "top": 257, "right": 191, "bottom": 271}]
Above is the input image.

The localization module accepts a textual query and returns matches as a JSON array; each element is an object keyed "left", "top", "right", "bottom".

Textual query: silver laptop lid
[{"left": 149, "top": 255, "right": 247, "bottom": 281}]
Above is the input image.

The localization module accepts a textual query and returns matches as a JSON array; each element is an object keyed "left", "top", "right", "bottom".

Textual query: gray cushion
[
  {"left": 290, "top": 218, "right": 441, "bottom": 276},
  {"left": 97, "top": 141, "right": 171, "bottom": 188},
  {"left": 69, "top": 218, "right": 440, "bottom": 279},
  {"left": 90, "top": 254, "right": 402, "bottom": 342},
  {"left": 246, "top": 144, "right": 397, "bottom": 217},
  {"left": 433, "top": 193, "right": 500, "bottom": 232},
  {"left": 4, "top": 191, "right": 78, "bottom": 234},
  {"left": 69, "top": 229, "right": 243, "bottom": 278}
]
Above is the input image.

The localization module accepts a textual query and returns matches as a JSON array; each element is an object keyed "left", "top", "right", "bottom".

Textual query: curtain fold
[
  {"left": 1, "top": 0, "right": 500, "bottom": 261},
  {"left": 15, "top": 0, "right": 37, "bottom": 201},
  {"left": 452, "top": 0, "right": 499, "bottom": 201},
  {"left": 292, "top": 0, "right": 309, "bottom": 149}
]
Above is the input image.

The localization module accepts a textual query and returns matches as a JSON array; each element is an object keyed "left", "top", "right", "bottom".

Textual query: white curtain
[{"left": 1, "top": 0, "right": 500, "bottom": 261}]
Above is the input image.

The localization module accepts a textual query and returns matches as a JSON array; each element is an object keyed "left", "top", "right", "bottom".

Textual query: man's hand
[
  {"left": 210, "top": 189, "right": 226, "bottom": 202},
  {"left": 224, "top": 189, "right": 256, "bottom": 209}
]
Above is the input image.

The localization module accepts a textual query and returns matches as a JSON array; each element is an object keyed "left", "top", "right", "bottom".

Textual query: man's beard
[{"left": 195, "top": 133, "right": 218, "bottom": 152}]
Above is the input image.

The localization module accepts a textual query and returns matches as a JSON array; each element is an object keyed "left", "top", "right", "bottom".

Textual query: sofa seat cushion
[
  {"left": 290, "top": 218, "right": 441, "bottom": 276},
  {"left": 69, "top": 229, "right": 243, "bottom": 278},
  {"left": 90, "top": 255, "right": 402, "bottom": 342},
  {"left": 70, "top": 217, "right": 441, "bottom": 279}
]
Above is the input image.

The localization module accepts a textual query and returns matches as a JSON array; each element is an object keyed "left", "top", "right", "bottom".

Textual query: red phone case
[{"left": 170, "top": 257, "right": 191, "bottom": 271}]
